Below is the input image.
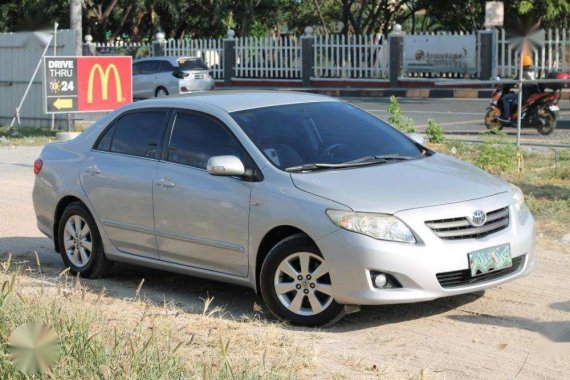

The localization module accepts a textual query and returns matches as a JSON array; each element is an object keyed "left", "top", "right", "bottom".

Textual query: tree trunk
[{"left": 70, "top": 0, "right": 82, "bottom": 55}]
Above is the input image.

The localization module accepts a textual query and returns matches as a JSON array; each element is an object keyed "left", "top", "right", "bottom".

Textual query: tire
[
  {"left": 57, "top": 202, "right": 110, "bottom": 278},
  {"left": 536, "top": 108, "right": 556, "bottom": 136},
  {"left": 155, "top": 87, "right": 169, "bottom": 97},
  {"left": 484, "top": 109, "right": 504, "bottom": 130},
  {"left": 259, "top": 234, "right": 345, "bottom": 326}
]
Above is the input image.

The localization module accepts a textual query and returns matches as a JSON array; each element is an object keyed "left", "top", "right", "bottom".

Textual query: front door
[
  {"left": 81, "top": 109, "right": 169, "bottom": 258},
  {"left": 153, "top": 111, "right": 252, "bottom": 276}
]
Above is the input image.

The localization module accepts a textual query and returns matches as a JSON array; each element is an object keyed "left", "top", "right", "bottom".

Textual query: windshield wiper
[
  {"left": 285, "top": 163, "right": 342, "bottom": 172},
  {"left": 285, "top": 155, "right": 420, "bottom": 173},
  {"left": 341, "top": 154, "right": 418, "bottom": 164}
]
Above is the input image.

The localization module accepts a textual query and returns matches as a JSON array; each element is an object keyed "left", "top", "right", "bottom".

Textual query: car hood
[{"left": 290, "top": 154, "right": 510, "bottom": 213}]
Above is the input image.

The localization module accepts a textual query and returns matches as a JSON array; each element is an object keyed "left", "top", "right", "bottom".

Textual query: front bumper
[{"left": 317, "top": 192, "right": 536, "bottom": 305}]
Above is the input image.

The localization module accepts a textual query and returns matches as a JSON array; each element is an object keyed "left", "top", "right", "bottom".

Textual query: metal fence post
[
  {"left": 301, "top": 26, "right": 314, "bottom": 87},
  {"left": 223, "top": 30, "right": 236, "bottom": 87},
  {"left": 388, "top": 25, "right": 404, "bottom": 88},
  {"left": 82, "top": 35, "right": 95, "bottom": 56},
  {"left": 152, "top": 32, "right": 165, "bottom": 56},
  {"left": 479, "top": 29, "right": 497, "bottom": 80}
]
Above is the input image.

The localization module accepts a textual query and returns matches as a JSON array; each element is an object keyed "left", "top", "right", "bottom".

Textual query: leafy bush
[
  {"left": 425, "top": 119, "right": 445, "bottom": 143},
  {"left": 473, "top": 141, "right": 517, "bottom": 173},
  {"left": 387, "top": 96, "right": 416, "bottom": 133}
]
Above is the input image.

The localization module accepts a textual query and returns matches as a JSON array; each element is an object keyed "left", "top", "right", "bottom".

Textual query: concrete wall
[{"left": 0, "top": 30, "right": 77, "bottom": 128}]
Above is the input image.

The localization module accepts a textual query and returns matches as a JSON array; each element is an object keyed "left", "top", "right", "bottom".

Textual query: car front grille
[
  {"left": 425, "top": 206, "right": 510, "bottom": 240},
  {"left": 436, "top": 255, "right": 525, "bottom": 288}
]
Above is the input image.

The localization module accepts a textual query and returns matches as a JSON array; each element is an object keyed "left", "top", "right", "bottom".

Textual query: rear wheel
[
  {"left": 58, "top": 202, "right": 110, "bottom": 278},
  {"left": 536, "top": 108, "right": 556, "bottom": 136},
  {"left": 260, "top": 235, "right": 344, "bottom": 326},
  {"left": 484, "top": 109, "right": 503, "bottom": 130},
  {"left": 155, "top": 87, "right": 169, "bottom": 97}
]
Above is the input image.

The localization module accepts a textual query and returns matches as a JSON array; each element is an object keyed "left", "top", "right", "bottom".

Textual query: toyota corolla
[{"left": 32, "top": 92, "right": 535, "bottom": 326}]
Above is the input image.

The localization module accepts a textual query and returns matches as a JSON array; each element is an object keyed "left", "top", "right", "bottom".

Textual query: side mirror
[
  {"left": 406, "top": 132, "right": 425, "bottom": 145},
  {"left": 207, "top": 155, "right": 246, "bottom": 177}
]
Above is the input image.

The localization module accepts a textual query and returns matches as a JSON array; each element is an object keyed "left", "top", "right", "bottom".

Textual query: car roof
[
  {"left": 133, "top": 56, "right": 202, "bottom": 65},
  {"left": 134, "top": 90, "right": 338, "bottom": 113}
]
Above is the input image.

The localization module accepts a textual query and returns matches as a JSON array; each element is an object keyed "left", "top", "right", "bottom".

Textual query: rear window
[
  {"left": 177, "top": 58, "right": 209, "bottom": 71},
  {"left": 95, "top": 110, "right": 168, "bottom": 159}
]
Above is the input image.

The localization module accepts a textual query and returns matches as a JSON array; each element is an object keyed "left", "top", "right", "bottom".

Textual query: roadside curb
[{"left": 214, "top": 84, "right": 494, "bottom": 99}]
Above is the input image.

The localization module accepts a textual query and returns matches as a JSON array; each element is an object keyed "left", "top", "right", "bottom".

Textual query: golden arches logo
[{"left": 87, "top": 63, "right": 123, "bottom": 104}]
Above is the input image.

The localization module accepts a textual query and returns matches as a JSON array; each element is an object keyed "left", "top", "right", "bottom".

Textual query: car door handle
[
  {"left": 154, "top": 178, "right": 175, "bottom": 189},
  {"left": 84, "top": 166, "right": 101, "bottom": 175}
]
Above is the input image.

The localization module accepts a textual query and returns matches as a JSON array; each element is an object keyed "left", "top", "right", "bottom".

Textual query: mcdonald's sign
[{"left": 44, "top": 56, "right": 132, "bottom": 114}]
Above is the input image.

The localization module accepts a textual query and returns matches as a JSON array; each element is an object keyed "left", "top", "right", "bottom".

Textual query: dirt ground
[{"left": 0, "top": 146, "right": 568, "bottom": 379}]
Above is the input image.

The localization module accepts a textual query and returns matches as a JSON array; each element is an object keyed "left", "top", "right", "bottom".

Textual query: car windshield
[
  {"left": 177, "top": 58, "right": 209, "bottom": 71},
  {"left": 230, "top": 101, "right": 426, "bottom": 171}
]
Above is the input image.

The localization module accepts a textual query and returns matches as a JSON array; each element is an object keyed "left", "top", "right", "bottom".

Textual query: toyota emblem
[{"left": 468, "top": 210, "right": 487, "bottom": 227}]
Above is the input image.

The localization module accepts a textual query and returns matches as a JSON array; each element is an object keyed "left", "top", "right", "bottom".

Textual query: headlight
[
  {"left": 326, "top": 210, "right": 416, "bottom": 243},
  {"left": 509, "top": 183, "right": 530, "bottom": 223}
]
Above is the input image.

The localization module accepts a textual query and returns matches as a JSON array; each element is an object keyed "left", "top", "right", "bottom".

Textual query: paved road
[{"left": 342, "top": 97, "right": 570, "bottom": 145}]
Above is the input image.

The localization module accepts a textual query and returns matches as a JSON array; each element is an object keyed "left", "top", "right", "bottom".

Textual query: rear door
[
  {"left": 80, "top": 109, "right": 170, "bottom": 258},
  {"left": 152, "top": 110, "right": 252, "bottom": 276}
]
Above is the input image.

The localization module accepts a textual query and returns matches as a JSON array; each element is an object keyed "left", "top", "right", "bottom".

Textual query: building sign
[
  {"left": 44, "top": 56, "right": 132, "bottom": 113},
  {"left": 485, "top": 1, "right": 504, "bottom": 28},
  {"left": 403, "top": 35, "right": 477, "bottom": 74}
]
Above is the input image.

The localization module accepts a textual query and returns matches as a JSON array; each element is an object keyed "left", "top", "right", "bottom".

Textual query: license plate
[
  {"left": 549, "top": 105, "right": 560, "bottom": 112},
  {"left": 194, "top": 74, "right": 204, "bottom": 79},
  {"left": 468, "top": 243, "right": 512, "bottom": 277}
]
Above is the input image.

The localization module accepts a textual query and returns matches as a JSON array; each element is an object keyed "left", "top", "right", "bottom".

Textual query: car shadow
[
  {"left": 446, "top": 314, "right": 570, "bottom": 343},
  {"left": 0, "top": 236, "right": 497, "bottom": 330}
]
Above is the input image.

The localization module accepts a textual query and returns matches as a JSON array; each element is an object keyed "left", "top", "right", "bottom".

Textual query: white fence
[
  {"left": 313, "top": 34, "right": 388, "bottom": 79},
  {"left": 234, "top": 36, "right": 301, "bottom": 79},
  {"left": 94, "top": 41, "right": 151, "bottom": 58},
  {"left": 163, "top": 39, "right": 224, "bottom": 79},
  {"left": 497, "top": 28, "right": 570, "bottom": 78}
]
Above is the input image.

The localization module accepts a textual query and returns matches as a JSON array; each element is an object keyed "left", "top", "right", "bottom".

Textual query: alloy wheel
[
  {"left": 63, "top": 215, "right": 92, "bottom": 268},
  {"left": 273, "top": 252, "right": 333, "bottom": 316}
]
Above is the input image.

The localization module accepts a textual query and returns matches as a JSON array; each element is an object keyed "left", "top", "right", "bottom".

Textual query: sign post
[{"left": 43, "top": 56, "right": 132, "bottom": 120}]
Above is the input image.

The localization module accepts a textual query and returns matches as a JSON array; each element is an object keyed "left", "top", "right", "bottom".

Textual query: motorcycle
[{"left": 484, "top": 83, "right": 559, "bottom": 136}]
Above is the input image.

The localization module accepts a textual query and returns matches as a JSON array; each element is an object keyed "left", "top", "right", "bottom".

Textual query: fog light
[
  {"left": 374, "top": 274, "right": 388, "bottom": 288},
  {"left": 370, "top": 271, "right": 402, "bottom": 289}
]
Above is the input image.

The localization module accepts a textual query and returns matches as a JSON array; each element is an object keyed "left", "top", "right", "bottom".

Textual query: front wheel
[
  {"left": 484, "top": 109, "right": 504, "bottom": 130},
  {"left": 259, "top": 235, "right": 345, "bottom": 326},
  {"left": 536, "top": 108, "right": 556, "bottom": 136}
]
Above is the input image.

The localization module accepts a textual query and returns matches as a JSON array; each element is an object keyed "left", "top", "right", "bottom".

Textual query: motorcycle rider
[{"left": 498, "top": 55, "right": 543, "bottom": 123}]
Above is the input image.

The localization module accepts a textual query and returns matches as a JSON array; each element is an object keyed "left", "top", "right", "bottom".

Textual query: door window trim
[{"left": 91, "top": 108, "right": 172, "bottom": 161}]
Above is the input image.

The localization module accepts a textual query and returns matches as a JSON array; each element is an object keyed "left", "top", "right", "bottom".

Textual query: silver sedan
[{"left": 32, "top": 92, "right": 535, "bottom": 326}]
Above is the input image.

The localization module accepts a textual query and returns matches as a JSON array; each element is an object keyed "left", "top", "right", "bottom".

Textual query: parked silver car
[
  {"left": 32, "top": 92, "right": 535, "bottom": 326},
  {"left": 132, "top": 56, "right": 214, "bottom": 98}
]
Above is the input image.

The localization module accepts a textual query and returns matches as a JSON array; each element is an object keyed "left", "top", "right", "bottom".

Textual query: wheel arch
[
  {"left": 53, "top": 195, "right": 88, "bottom": 253},
  {"left": 254, "top": 225, "right": 314, "bottom": 292}
]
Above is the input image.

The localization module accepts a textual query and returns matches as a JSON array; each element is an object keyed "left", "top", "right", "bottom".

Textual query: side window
[
  {"left": 167, "top": 112, "right": 244, "bottom": 169},
  {"left": 99, "top": 111, "right": 168, "bottom": 159},
  {"left": 145, "top": 61, "right": 160, "bottom": 74},
  {"left": 160, "top": 61, "right": 174, "bottom": 72},
  {"left": 132, "top": 62, "right": 142, "bottom": 75},
  {"left": 95, "top": 123, "right": 116, "bottom": 151}
]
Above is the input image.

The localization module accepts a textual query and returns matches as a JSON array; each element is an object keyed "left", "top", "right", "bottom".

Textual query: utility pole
[{"left": 70, "top": 0, "right": 82, "bottom": 56}]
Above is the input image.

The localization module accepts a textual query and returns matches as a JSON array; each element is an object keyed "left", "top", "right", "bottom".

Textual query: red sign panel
[
  {"left": 44, "top": 56, "right": 132, "bottom": 113},
  {"left": 77, "top": 56, "right": 132, "bottom": 112}
]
